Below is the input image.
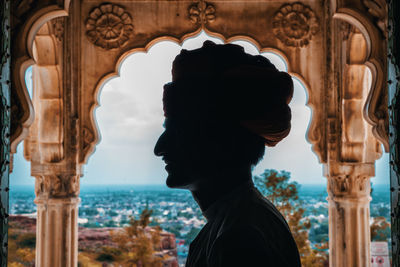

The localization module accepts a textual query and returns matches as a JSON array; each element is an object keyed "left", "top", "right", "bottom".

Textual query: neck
[{"left": 190, "top": 166, "right": 252, "bottom": 211}]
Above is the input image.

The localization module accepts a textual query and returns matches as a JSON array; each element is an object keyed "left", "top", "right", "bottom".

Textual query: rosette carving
[
  {"left": 86, "top": 3, "right": 134, "bottom": 49},
  {"left": 272, "top": 2, "right": 319, "bottom": 47}
]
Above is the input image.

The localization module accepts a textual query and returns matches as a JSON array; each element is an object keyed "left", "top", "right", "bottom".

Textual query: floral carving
[
  {"left": 35, "top": 175, "right": 80, "bottom": 198},
  {"left": 86, "top": 3, "right": 134, "bottom": 49},
  {"left": 329, "top": 175, "right": 349, "bottom": 194},
  {"left": 328, "top": 174, "right": 371, "bottom": 197},
  {"left": 188, "top": 0, "right": 216, "bottom": 25},
  {"left": 272, "top": 2, "right": 319, "bottom": 47}
]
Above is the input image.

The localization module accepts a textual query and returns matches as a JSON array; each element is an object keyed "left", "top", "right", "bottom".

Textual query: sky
[{"left": 10, "top": 32, "right": 390, "bottom": 187}]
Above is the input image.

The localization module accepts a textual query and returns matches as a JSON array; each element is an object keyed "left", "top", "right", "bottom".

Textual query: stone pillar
[
  {"left": 22, "top": 18, "right": 82, "bottom": 267},
  {"left": 323, "top": 22, "right": 383, "bottom": 267},
  {"left": 33, "top": 174, "right": 80, "bottom": 267},
  {"left": 325, "top": 163, "right": 374, "bottom": 267}
]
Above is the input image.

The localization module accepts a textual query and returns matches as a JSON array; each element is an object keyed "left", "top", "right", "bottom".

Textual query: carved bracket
[
  {"left": 333, "top": 3, "right": 389, "bottom": 151},
  {"left": 10, "top": 0, "right": 70, "bottom": 155}
]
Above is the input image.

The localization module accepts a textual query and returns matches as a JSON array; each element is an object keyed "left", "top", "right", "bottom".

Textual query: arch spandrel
[{"left": 79, "top": 0, "right": 328, "bottom": 164}]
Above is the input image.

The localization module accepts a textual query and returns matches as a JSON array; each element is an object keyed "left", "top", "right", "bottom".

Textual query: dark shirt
[{"left": 185, "top": 181, "right": 301, "bottom": 267}]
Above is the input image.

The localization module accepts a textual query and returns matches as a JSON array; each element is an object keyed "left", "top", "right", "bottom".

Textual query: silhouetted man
[{"left": 154, "top": 41, "right": 301, "bottom": 267}]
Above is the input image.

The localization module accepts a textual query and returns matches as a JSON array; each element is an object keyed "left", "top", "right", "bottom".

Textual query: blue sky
[{"left": 10, "top": 32, "right": 390, "bottom": 186}]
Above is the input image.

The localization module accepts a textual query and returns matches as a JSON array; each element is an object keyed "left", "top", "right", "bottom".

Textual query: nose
[{"left": 154, "top": 131, "right": 167, "bottom": 157}]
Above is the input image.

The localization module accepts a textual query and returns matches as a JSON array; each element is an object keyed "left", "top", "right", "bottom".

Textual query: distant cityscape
[{"left": 10, "top": 183, "right": 391, "bottom": 265}]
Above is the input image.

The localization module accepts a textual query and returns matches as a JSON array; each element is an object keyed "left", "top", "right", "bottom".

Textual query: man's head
[{"left": 154, "top": 41, "right": 293, "bottom": 190}]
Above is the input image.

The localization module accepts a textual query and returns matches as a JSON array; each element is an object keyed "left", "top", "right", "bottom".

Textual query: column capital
[
  {"left": 34, "top": 174, "right": 80, "bottom": 200},
  {"left": 324, "top": 162, "right": 374, "bottom": 201}
]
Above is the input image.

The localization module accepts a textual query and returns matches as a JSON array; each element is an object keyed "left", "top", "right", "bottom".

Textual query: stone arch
[
  {"left": 85, "top": 32, "right": 320, "bottom": 166},
  {"left": 333, "top": 3, "right": 388, "bottom": 151},
  {"left": 11, "top": 1, "right": 70, "bottom": 155}
]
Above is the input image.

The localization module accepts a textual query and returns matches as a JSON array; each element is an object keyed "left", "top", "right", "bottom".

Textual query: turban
[{"left": 163, "top": 41, "right": 293, "bottom": 147}]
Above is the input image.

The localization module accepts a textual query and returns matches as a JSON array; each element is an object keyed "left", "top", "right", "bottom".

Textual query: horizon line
[{"left": 10, "top": 182, "right": 390, "bottom": 187}]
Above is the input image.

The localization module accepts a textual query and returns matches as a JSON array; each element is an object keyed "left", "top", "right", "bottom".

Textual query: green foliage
[{"left": 254, "top": 169, "right": 328, "bottom": 267}]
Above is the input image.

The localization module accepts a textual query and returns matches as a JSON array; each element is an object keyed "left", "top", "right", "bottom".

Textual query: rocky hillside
[{"left": 9, "top": 215, "right": 179, "bottom": 267}]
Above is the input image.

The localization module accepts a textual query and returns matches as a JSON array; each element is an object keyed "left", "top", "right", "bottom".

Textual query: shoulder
[
  {"left": 208, "top": 225, "right": 300, "bottom": 267},
  {"left": 208, "top": 226, "right": 270, "bottom": 266},
  {"left": 226, "top": 189, "right": 291, "bottom": 234}
]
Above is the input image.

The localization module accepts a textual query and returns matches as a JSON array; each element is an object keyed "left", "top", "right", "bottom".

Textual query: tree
[
  {"left": 254, "top": 169, "right": 328, "bottom": 267},
  {"left": 370, "top": 216, "right": 391, "bottom": 241},
  {"left": 111, "top": 209, "right": 167, "bottom": 267}
]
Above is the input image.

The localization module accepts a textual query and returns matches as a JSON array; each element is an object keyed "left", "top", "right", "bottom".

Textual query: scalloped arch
[
  {"left": 11, "top": 1, "right": 71, "bottom": 154},
  {"left": 85, "top": 30, "right": 317, "bottom": 164}
]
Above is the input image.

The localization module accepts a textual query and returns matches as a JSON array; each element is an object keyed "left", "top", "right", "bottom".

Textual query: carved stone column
[
  {"left": 323, "top": 16, "right": 385, "bottom": 266},
  {"left": 325, "top": 163, "right": 374, "bottom": 267},
  {"left": 22, "top": 17, "right": 81, "bottom": 267},
  {"left": 27, "top": 22, "right": 80, "bottom": 266},
  {"left": 33, "top": 173, "right": 80, "bottom": 267}
]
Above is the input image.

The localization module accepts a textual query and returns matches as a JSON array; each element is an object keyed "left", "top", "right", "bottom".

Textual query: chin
[{"left": 166, "top": 174, "right": 193, "bottom": 189}]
